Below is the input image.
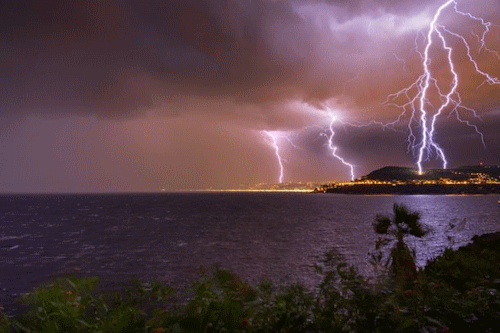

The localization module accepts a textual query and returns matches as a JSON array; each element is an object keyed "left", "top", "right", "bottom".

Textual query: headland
[{"left": 316, "top": 165, "right": 500, "bottom": 194}]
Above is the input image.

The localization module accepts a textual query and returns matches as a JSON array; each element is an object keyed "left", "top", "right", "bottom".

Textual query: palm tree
[{"left": 373, "top": 203, "right": 427, "bottom": 285}]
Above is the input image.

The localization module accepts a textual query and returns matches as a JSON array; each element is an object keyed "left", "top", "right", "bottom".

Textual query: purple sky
[{"left": 1, "top": 0, "right": 500, "bottom": 192}]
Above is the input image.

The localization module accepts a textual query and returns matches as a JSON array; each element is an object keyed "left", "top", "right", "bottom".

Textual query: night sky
[{"left": 1, "top": 0, "right": 500, "bottom": 192}]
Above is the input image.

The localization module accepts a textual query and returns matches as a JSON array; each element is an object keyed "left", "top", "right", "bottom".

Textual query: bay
[{"left": 1, "top": 192, "right": 499, "bottom": 311}]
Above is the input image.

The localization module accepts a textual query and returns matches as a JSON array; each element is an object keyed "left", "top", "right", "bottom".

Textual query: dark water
[{"left": 1, "top": 192, "right": 499, "bottom": 312}]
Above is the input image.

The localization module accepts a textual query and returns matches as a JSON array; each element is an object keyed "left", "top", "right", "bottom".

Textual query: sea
[{"left": 1, "top": 192, "right": 499, "bottom": 313}]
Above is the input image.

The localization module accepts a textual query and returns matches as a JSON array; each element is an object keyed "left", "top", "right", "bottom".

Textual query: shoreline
[{"left": 322, "top": 184, "right": 500, "bottom": 195}]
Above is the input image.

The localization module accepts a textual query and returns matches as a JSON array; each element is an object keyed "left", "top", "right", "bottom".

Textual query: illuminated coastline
[
  {"left": 317, "top": 165, "right": 500, "bottom": 194},
  {"left": 162, "top": 165, "right": 500, "bottom": 193}
]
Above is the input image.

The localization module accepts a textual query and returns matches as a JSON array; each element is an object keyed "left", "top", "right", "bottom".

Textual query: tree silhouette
[{"left": 373, "top": 203, "right": 428, "bottom": 286}]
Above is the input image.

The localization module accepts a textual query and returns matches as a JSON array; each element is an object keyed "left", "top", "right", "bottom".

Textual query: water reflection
[{"left": 0, "top": 193, "right": 499, "bottom": 301}]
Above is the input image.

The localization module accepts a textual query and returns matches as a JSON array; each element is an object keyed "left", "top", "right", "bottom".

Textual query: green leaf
[
  {"left": 66, "top": 279, "right": 77, "bottom": 290},
  {"left": 76, "top": 318, "right": 93, "bottom": 328}
]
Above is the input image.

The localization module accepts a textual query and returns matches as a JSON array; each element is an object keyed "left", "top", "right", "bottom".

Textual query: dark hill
[
  {"left": 364, "top": 166, "right": 420, "bottom": 181},
  {"left": 320, "top": 165, "right": 500, "bottom": 194},
  {"left": 362, "top": 165, "right": 500, "bottom": 182}
]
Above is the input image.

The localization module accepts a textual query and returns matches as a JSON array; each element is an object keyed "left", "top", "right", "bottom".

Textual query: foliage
[
  {"left": 1, "top": 207, "right": 499, "bottom": 333},
  {"left": 372, "top": 203, "right": 428, "bottom": 287}
]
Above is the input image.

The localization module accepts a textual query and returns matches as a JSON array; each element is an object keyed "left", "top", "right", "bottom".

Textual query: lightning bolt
[
  {"left": 263, "top": 130, "right": 285, "bottom": 183},
  {"left": 392, "top": 52, "right": 407, "bottom": 71},
  {"left": 384, "top": 0, "right": 500, "bottom": 174},
  {"left": 322, "top": 113, "right": 356, "bottom": 181},
  {"left": 262, "top": 115, "right": 357, "bottom": 183}
]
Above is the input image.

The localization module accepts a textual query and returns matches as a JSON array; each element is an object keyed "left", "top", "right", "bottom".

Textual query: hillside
[
  {"left": 319, "top": 165, "right": 500, "bottom": 194},
  {"left": 363, "top": 165, "right": 500, "bottom": 182}
]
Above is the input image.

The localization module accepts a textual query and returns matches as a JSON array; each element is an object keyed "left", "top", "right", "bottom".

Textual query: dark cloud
[
  {"left": 0, "top": 0, "right": 372, "bottom": 119},
  {"left": 2, "top": 0, "right": 499, "bottom": 120},
  {"left": 1, "top": 0, "right": 500, "bottom": 191}
]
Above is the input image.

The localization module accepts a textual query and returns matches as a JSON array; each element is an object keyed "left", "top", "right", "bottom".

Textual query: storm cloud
[
  {"left": 1, "top": 0, "right": 473, "bottom": 119},
  {"left": 1, "top": 0, "right": 499, "bottom": 191}
]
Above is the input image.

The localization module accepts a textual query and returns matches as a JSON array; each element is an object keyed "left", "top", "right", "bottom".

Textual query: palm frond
[{"left": 374, "top": 215, "right": 391, "bottom": 234}]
